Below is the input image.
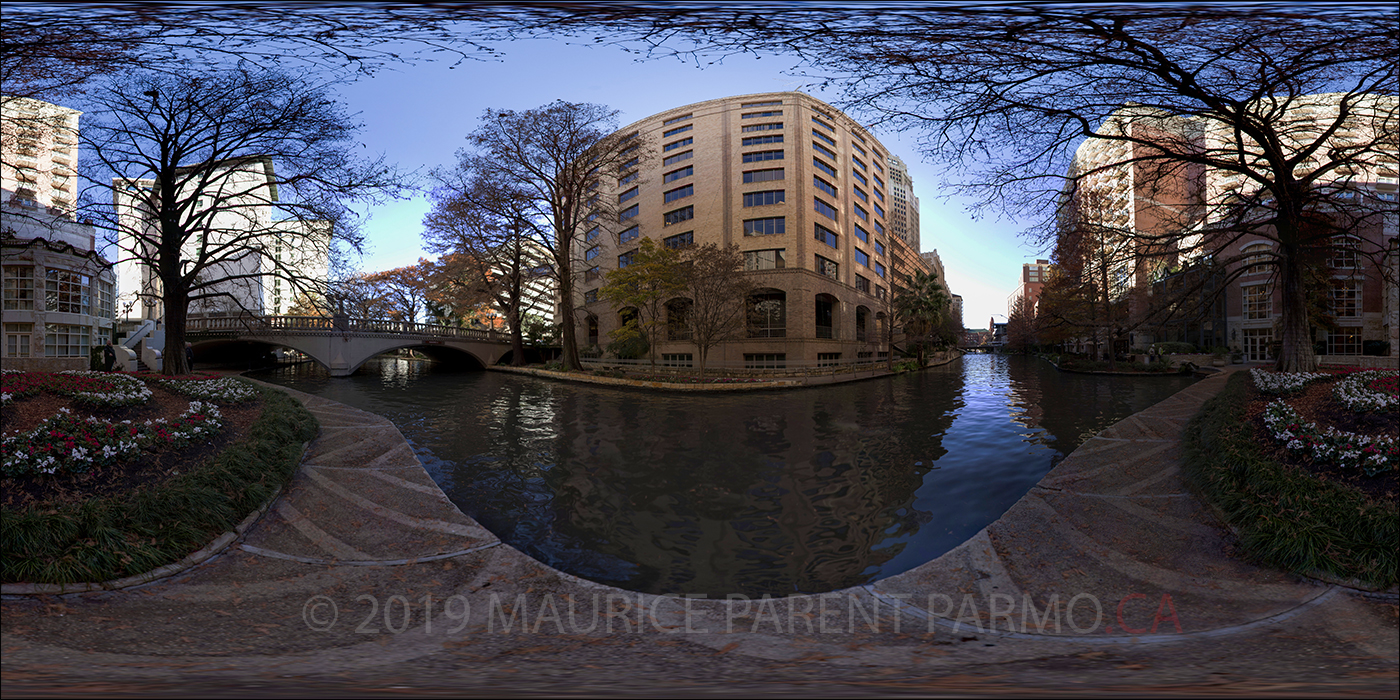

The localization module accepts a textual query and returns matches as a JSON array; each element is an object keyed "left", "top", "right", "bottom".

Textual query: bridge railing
[{"left": 184, "top": 314, "right": 499, "bottom": 341}]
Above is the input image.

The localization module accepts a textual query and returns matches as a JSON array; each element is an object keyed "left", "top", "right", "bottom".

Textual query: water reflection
[{"left": 257, "top": 355, "right": 1196, "bottom": 597}]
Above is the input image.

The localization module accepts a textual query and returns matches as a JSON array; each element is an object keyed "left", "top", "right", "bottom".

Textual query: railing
[
  {"left": 579, "top": 354, "right": 900, "bottom": 378},
  {"left": 184, "top": 314, "right": 502, "bottom": 342}
]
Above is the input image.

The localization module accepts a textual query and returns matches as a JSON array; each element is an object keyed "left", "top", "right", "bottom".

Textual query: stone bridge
[{"left": 185, "top": 314, "right": 513, "bottom": 376}]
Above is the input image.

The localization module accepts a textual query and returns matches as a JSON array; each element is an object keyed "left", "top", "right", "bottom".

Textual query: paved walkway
[{"left": 2, "top": 370, "right": 1396, "bottom": 696}]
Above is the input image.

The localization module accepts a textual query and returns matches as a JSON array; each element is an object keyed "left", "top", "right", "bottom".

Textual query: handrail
[{"left": 183, "top": 314, "right": 500, "bottom": 341}]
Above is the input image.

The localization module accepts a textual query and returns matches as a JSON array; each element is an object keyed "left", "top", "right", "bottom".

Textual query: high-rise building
[
  {"left": 577, "top": 92, "right": 927, "bottom": 367},
  {"left": 2, "top": 96, "right": 117, "bottom": 371},
  {"left": 1007, "top": 259, "right": 1051, "bottom": 317},
  {"left": 887, "top": 155, "right": 920, "bottom": 252}
]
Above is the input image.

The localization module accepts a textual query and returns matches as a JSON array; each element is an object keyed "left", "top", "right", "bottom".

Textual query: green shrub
[
  {"left": 1, "top": 385, "right": 318, "bottom": 585},
  {"left": 1153, "top": 342, "right": 1196, "bottom": 354},
  {"left": 1182, "top": 372, "right": 1397, "bottom": 588}
]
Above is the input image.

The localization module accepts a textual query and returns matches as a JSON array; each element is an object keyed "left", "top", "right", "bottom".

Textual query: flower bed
[
  {"left": 1261, "top": 399, "right": 1398, "bottom": 476},
  {"left": 1, "top": 402, "right": 223, "bottom": 478},
  {"left": 157, "top": 376, "right": 258, "bottom": 403},
  {"left": 1, "top": 370, "right": 152, "bottom": 408},
  {"left": 1249, "top": 368, "right": 1329, "bottom": 396},
  {"left": 1332, "top": 370, "right": 1399, "bottom": 413}
]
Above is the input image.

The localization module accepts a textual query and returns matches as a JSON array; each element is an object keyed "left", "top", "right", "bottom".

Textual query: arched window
[
  {"left": 1241, "top": 242, "right": 1272, "bottom": 276},
  {"left": 815, "top": 293, "right": 838, "bottom": 339},
  {"left": 748, "top": 289, "right": 786, "bottom": 338},
  {"left": 666, "top": 298, "right": 693, "bottom": 341},
  {"left": 1329, "top": 235, "right": 1359, "bottom": 270},
  {"left": 856, "top": 306, "right": 870, "bottom": 342}
]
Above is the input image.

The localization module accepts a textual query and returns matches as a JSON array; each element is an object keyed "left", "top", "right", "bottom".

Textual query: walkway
[{"left": 2, "top": 371, "right": 1395, "bottom": 696}]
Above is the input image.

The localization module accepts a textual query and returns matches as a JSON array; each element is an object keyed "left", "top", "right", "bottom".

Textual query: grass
[
  {"left": 1183, "top": 372, "right": 1398, "bottom": 589},
  {"left": 1, "top": 384, "right": 318, "bottom": 585}
]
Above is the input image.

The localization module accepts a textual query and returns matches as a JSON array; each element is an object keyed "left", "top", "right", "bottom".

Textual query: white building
[{"left": 888, "top": 155, "right": 921, "bottom": 252}]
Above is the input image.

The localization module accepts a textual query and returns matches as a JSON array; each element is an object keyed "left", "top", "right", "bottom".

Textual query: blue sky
[{"left": 333, "top": 36, "right": 1042, "bottom": 329}]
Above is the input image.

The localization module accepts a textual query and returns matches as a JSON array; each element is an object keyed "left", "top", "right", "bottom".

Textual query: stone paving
[{"left": 2, "top": 370, "right": 1396, "bottom": 697}]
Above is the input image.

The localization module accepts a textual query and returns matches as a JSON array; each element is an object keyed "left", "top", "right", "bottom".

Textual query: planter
[{"left": 1212, "top": 358, "right": 1226, "bottom": 367}]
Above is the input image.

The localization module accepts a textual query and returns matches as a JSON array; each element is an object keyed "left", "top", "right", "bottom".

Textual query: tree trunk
[
  {"left": 507, "top": 305, "right": 524, "bottom": 366},
  {"left": 1276, "top": 248, "right": 1317, "bottom": 372},
  {"left": 697, "top": 347, "right": 706, "bottom": 381},
  {"left": 162, "top": 284, "right": 189, "bottom": 376}
]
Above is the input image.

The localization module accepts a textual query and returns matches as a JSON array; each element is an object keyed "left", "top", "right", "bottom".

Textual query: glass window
[
  {"left": 742, "top": 122, "right": 783, "bottom": 133},
  {"left": 1242, "top": 284, "right": 1270, "bottom": 320},
  {"left": 1329, "top": 236, "right": 1358, "bottom": 269},
  {"left": 664, "top": 184, "right": 694, "bottom": 203},
  {"left": 743, "top": 217, "right": 786, "bottom": 236},
  {"left": 874, "top": 240, "right": 885, "bottom": 256},
  {"left": 742, "top": 190, "right": 785, "bottom": 207},
  {"left": 1329, "top": 279, "right": 1361, "bottom": 317},
  {"left": 45, "top": 268, "right": 91, "bottom": 314},
  {"left": 742, "top": 100, "right": 783, "bottom": 107},
  {"left": 811, "top": 116, "right": 834, "bottom": 131},
  {"left": 663, "top": 124, "right": 693, "bottom": 138},
  {"left": 814, "top": 198, "right": 838, "bottom": 220},
  {"left": 812, "top": 129, "right": 835, "bottom": 146},
  {"left": 618, "top": 251, "right": 635, "bottom": 268},
  {"left": 621, "top": 157, "right": 639, "bottom": 170},
  {"left": 813, "top": 176, "right": 837, "bottom": 197},
  {"left": 744, "top": 168, "right": 785, "bottom": 183},
  {"left": 745, "top": 353, "right": 787, "bottom": 368},
  {"left": 586, "top": 246, "right": 601, "bottom": 261},
  {"left": 815, "top": 255, "right": 839, "bottom": 279},
  {"left": 855, "top": 249, "right": 870, "bottom": 267},
  {"left": 664, "top": 231, "right": 694, "bottom": 249},
  {"left": 663, "top": 113, "right": 692, "bottom": 126},
  {"left": 855, "top": 276, "right": 870, "bottom": 294},
  {"left": 874, "top": 221, "right": 885, "bottom": 236},
  {"left": 874, "top": 188, "right": 884, "bottom": 202},
  {"left": 851, "top": 169, "right": 868, "bottom": 185},
  {"left": 664, "top": 165, "right": 694, "bottom": 183},
  {"left": 585, "top": 266, "right": 601, "bottom": 282},
  {"left": 813, "top": 158, "right": 836, "bottom": 177},
  {"left": 874, "top": 202, "right": 885, "bottom": 218},
  {"left": 814, "top": 223, "right": 839, "bottom": 248},
  {"left": 854, "top": 224, "right": 869, "bottom": 243},
  {"left": 662, "top": 151, "right": 693, "bottom": 166},
  {"left": 619, "top": 225, "right": 640, "bottom": 243},
  {"left": 812, "top": 142, "right": 837, "bottom": 160},
  {"left": 852, "top": 157, "right": 866, "bottom": 171},
  {"left": 854, "top": 204, "right": 868, "bottom": 221},
  {"left": 98, "top": 280, "right": 113, "bottom": 318},
  {"left": 851, "top": 142, "right": 866, "bottom": 157},
  {"left": 742, "top": 110, "right": 783, "bottom": 119},
  {"left": 44, "top": 323, "right": 90, "bottom": 357},
  {"left": 1242, "top": 242, "right": 1271, "bottom": 275},
  {"left": 874, "top": 175, "right": 885, "bottom": 189},
  {"left": 584, "top": 289, "right": 599, "bottom": 304},
  {"left": 744, "top": 249, "right": 786, "bottom": 270},
  {"left": 619, "top": 186, "right": 638, "bottom": 203},
  {"left": 742, "top": 150, "right": 784, "bottom": 163},
  {"left": 5, "top": 323, "right": 33, "bottom": 358},
  {"left": 664, "top": 137, "right": 693, "bottom": 152},
  {"left": 874, "top": 262, "right": 886, "bottom": 279},
  {"left": 619, "top": 204, "right": 639, "bottom": 221},
  {"left": 742, "top": 134, "right": 783, "bottom": 146},
  {"left": 3, "top": 266, "right": 35, "bottom": 310},
  {"left": 748, "top": 293, "right": 786, "bottom": 338},
  {"left": 618, "top": 172, "right": 638, "bottom": 186},
  {"left": 1326, "top": 328, "right": 1362, "bottom": 355},
  {"left": 661, "top": 352, "right": 693, "bottom": 366},
  {"left": 663, "top": 205, "right": 694, "bottom": 226},
  {"left": 853, "top": 187, "right": 867, "bottom": 202},
  {"left": 586, "top": 227, "right": 600, "bottom": 243}
]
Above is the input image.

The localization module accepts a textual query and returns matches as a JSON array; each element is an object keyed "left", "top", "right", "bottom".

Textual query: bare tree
[
  {"left": 83, "top": 69, "right": 403, "bottom": 375},
  {"left": 435, "top": 101, "right": 645, "bottom": 371},
  {"left": 682, "top": 243, "right": 752, "bottom": 380}
]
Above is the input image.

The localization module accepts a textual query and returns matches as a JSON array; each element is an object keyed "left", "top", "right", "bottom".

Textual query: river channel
[{"left": 255, "top": 354, "right": 1197, "bottom": 597}]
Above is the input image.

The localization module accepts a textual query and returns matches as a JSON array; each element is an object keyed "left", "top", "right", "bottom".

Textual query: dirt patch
[
  {"left": 0, "top": 380, "right": 265, "bottom": 509},
  {"left": 1246, "top": 376, "right": 1399, "bottom": 502}
]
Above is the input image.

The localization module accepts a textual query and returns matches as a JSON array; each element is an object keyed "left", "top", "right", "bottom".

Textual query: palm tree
[{"left": 894, "top": 269, "right": 951, "bottom": 367}]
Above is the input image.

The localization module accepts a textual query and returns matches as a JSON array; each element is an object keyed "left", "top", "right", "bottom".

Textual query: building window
[
  {"left": 664, "top": 137, "right": 693, "bottom": 152},
  {"left": 745, "top": 249, "right": 786, "bottom": 270},
  {"left": 854, "top": 249, "right": 870, "bottom": 267},
  {"left": 663, "top": 124, "right": 693, "bottom": 138},
  {"left": 855, "top": 276, "right": 870, "bottom": 294},
  {"left": 874, "top": 174, "right": 885, "bottom": 189},
  {"left": 744, "top": 168, "right": 785, "bottom": 183},
  {"left": 585, "top": 266, "right": 601, "bottom": 282},
  {"left": 664, "top": 231, "right": 694, "bottom": 249},
  {"left": 3, "top": 266, "right": 35, "bottom": 310},
  {"left": 44, "top": 323, "right": 90, "bottom": 357},
  {"left": 748, "top": 291, "right": 787, "bottom": 338},
  {"left": 851, "top": 169, "right": 868, "bottom": 185},
  {"left": 662, "top": 151, "right": 693, "bottom": 166},
  {"left": 742, "top": 100, "right": 783, "bottom": 107},
  {"left": 874, "top": 202, "right": 885, "bottom": 218},
  {"left": 1242, "top": 327, "right": 1272, "bottom": 361},
  {"left": 618, "top": 171, "right": 638, "bottom": 186},
  {"left": 586, "top": 246, "right": 601, "bottom": 261},
  {"left": 666, "top": 298, "right": 693, "bottom": 340},
  {"left": 664, "top": 184, "right": 694, "bottom": 203},
  {"left": 98, "top": 280, "right": 113, "bottom": 318},
  {"left": 664, "top": 166, "right": 693, "bottom": 183},
  {"left": 619, "top": 225, "right": 640, "bottom": 243},
  {"left": 586, "top": 227, "right": 600, "bottom": 243},
  {"left": 814, "top": 198, "right": 838, "bottom": 220},
  {"left": 663, "top": 205, "right": 694, "bottom": 226},
  {"left": 1329, "top": 279, "right": 1361, "bottom": 318},
  {"left": 812, "top": 142, "right": 837, "bottom": 160},
  {"left": 45, "top": 268, "right": 91, "bottom": 314},
  {"left": 663, "top": 113, "right": 692, "bottom": 126},
  {"left": 816, "top": 255, "right": 839, "bottom": 279},
  {"left": 619, "top": 186, "right": 639, "bottom": 203},
  {"left": 743, "top": 217, "right": 785, "bottom": 236},
  {"left": 1326, "top": 328, "right": 1362, "bottom": 355},
  {"left": 744, "top": 353, "right": 787, "bottom": 368},
  {"left": 620, "top": 204, "right": 640, "bottom": 221},
  {"left": 584, "top": 289, "right": 599, "bottom": 304},
  {"left": 743, "top": 190, "right": 785, "bottom": 207},
  {"left": 1329, "top": 236, "right": 1358, "bottom": 269},
  {"left": 618, "top": 251, "right": 636, "bottom": 268},
  {"left": 5, "top": 323, "right": 32, "bottom": 357},
  {"left": 852, "top": 157, "right": 866, "bottom": 171},
  {"left": 854, "top": 224, "right": 869, "bottom": 243},
  {"left": 874, "top": 221, "right": 885, "bottom": 236},
  {"left": 742, "top": 150, "right": 784, "bottom": 163},
  {"left": 742, "top": 110, "right": 783, "bottom": 119},
  {"left": 817, "top": 352, "right": 841, "bottom": 366},
  {"left": 813, "top": 176, "right": 837, "bottom": 197},
  {"left": 621, "top": 157, "right": 639, "bottom": 171},
  {"left": 815, "top": 295, "right": 836, "bottom": 339},
  {"left": 814, "top": 223, "right": 839, "bottom": 248},
  {"left": 811, "top": 116, "right": 834, "bottom": 131},
  {"left": 851, "top": 141, "right": 866, "bottom": 156},
  {"left": 874, "top": 240, "right": 885, "bottom": 256},
  {"left": 853, "top": 187, "right": 868, "bottom": 202},
  {"left": 742, "top": 134, "right": 784, "bottom": 146},
  {"left": 661, "top": 353, "right": 693, "bottom": 367},
  {"left": 742, "top": 122, "right": 783, "bottom": 133},
  {"left": 1242, "top": 284, "right": 1270, "bottom": 320},
  {"left": 1242, "top": 242, "right": 1271, "bottom": 275},
  {"left": 812, "top": 129, "right": 836, "bottom": 146},
  {"left": 854, "top": 204, "right": 868, "bottom": 221},
  {"left": 813, "top": 158, "right": 837, "bottom": 177},
  {"left": 876, "top": 285, "right": 886, "bottom": 300},
  {"left": 874, "top": 188, "right": 884, "bottom": 202},
  {"left": 874, "top": 262, "right": 886, "bottom": 279}
]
